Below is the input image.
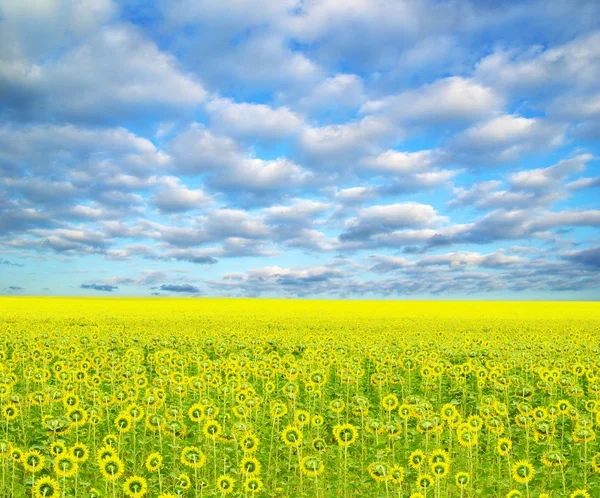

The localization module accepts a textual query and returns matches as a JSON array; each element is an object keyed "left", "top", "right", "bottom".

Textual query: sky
[{"left": 0, "top": 0, "right": 599, "bottom": 299}]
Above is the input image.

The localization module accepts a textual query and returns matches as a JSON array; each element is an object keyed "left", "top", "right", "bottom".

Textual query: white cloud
[
  {"left": 475, "top": 32, "right": 600, "bottom": 94},
  {"left": 361, "top": 77, "right": 501, "bottom": 124},
  {"left": 264, "top": 199, "right": 331, "bottom": 224},
  {"left": 205, "top": 97, "right": 303, "bottom": 141},
  {"left": 151, "top": 177, "right": 213, "bottom": 213},
  {"left": 168, "top": 125, "right": 243, "bottom": 173},
  {"left": 450, "top": 114, "right": 566, "bottom": 163},
  {"left": 507, "top": 154, "right": 593, "bottom": 190},
  {"left": 299, "top": 115, "right": 397, "bottom": 164},
  {"left": 364, "top": 149, "right": 436, "bottom": 173},
  {"left": 295, "top": 73, "right": 365, "bottom": 112}
]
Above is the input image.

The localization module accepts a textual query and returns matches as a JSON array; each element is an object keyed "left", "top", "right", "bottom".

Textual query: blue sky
[{"left": 1, "top": 0, "right": 599, "bottom": 299}]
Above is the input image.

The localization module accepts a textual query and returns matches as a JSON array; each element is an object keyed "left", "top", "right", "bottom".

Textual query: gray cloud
[
  {"left": 80, "top": 283, "right": 117, "bottom": 292},
  {"left": 0, "top": 258, "right": 23, "bottom": 267},
  {"left": 562, "top": 246, "right": 600, "bottom": 269},
  {"left": 159, "top": 283, "right": 201, "bottom": 293}
]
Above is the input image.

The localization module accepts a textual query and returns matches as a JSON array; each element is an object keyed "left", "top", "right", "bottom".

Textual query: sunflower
[
  {"left": 300, "top": 455, "right": 324, "bottom": 477},
  {"left": 66, "top": 406, "right": 88, "bottom": 426},
  {"left": 10, "top": 447, "right": 23, "bottom": 463},
  {"left": 49, "top": 441, "right": 67, "bottom": 457},
  {"left": 333, "top": 423, "right": 358, "bottom": 447},
  {"left": 115, "top": 413, "right": 133, "bottom": 433},
  {"left": 54, "top": 454, "right": 78, "bottom": 478},
  {"left": 570, "top": 491, "right": 591, "bottom": 498},
  {"left": 96, "top": 445, "right": 117, "bottom": 463},
  {"left": 457, "top": 427, "right": 478, "bottom": 447},
  {"left": 145, "top": 413, "right": 164, "bottom": 432},
  {"left": 216, "top": 474, "right": 235, "bottom": 495},
  {"left": 123, "top": 476, "right": 148, "bottom": 498},
  {"left": 408, "top": 450, "right": 426, "bottom": 470},
  {"left": 23, "top": 449, "right": 45, "bottom": 472},
  {"left": 33, "top": 476, "right": 60, "bottom": 498},
  {"left": 573, "top": 426, "right": 596, "bottom": 443},
  {"left": 389, "top": 465, "right": 404, "bottom": 485},
  {"left": 145, "top": 452, "right": 163, "bottom": 472},
  {"left": 99, "top": 456, "right": 124, "bottom": 481},
  {"left": 157, "top": 494, "right": 178, "bottom": 498},
  {"left": 2, "top": 404, "right": 18, "bottom": 421},
  {"left": 203, "top": 419, "right": 223, "bottom": 439},
  {"left": 244, "top": 476, "right": 263, "bottom": 493},
  {"left": 188, "top": 402, "right": 205, "bottom": 423},
  {"left": 71, "top": 442, "right": 90, "bottom": 463},
  {"left": 497, "top": 438, "right": 512, "bottom": 456},
  {"left": 181, "top": 446, "right": 206, "bottom": 469},
  {"left": 381, "top": 393, "right": 399, "bottom": 411},
  {"left": 240, "top": 456, "right": 261, "bottom": 476},
  {"left": 269, "top": 401, "right": 288, "bottom": 418},
  {"left": 511, "top": 460, "right": 534, "bottom": 485},
  {"left": 541, "top": 450, "right": 565, "bottom": 468},
  {"left": 240, "top": 433, "right": 260, "bottom": 453},
  {"left": 431, "top": 461, "right": 449, "bottom": 478},
  {"left": 591, "top": 452, "right": 600, "bottom": 473},
  {"left": 455, "top": 471, "right": 470, "bottom": 489},
  {"left": 176, "top": 473, "right": 191, "bottom": 490},
  {"left": 294, "top": 409, "right": 311, "bottom": 427},
  {"left": 506, "top": 491, "right": 523, "bottom": 497},
  {"left": 103, "top": 434, "right": 118, "bottom": 447},
  {"left": 441, "top": 403, "right": 459, "bottom": 422},
  {"left": 312, "top": 437, "right": 327, "bottom": 453},
  {"left": 312, "top": 414, "right": 324, "bottom": 427},
  {"left": 281, "top": 426, "right": 303, "bottom": 448},
  {"left": 429, "top": 449, "right": 450, "bottom": 465},
  {"left": 328, "top": 399, "right": 345, "bottom": 414},
  {"left": 416, "top": 474, "right": 435, "bottom": 490}
]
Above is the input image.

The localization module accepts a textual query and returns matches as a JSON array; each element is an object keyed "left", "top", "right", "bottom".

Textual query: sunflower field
[{"left": 0, "top": 297, "right": 599, "bottom": 498}]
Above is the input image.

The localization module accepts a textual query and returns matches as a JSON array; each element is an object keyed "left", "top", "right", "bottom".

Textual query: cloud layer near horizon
[{"left": 1, "top": 0, "right": 599, "bottom": 299}]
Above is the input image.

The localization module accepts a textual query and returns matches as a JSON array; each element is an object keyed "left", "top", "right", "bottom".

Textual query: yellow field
[{"left": 0, "top": 298, "right": 599, "bottom": 497}]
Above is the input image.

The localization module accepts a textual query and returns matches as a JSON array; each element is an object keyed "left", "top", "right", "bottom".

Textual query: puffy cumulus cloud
[
  {"left": 449, "top": 181, "right": 566, "bottom": 211},
  {"left": 159, "top": 283, "right": 201, "bottom": 293},
  {"left": 150, "top": 177, "right": 213, "bottom": 213},
  {"left": 0, "top": 123, "right": 168, "bottom": 174},
  {"left": 166, "top": 124, "right": 242, "bottom": 174},
  {"left": 1, "top": 23, "right": 206, "bottom": 121},
  {"left": 562, "top": 246, "right": 600, "bottom": 269},
  {"left": 264, "top": 199, "right": 331, "bottom": 225},
  {"left": 210, "top": 158, "right": 312, "bottom": 194},
  {"left": 167, "top": 124, "right": 312, "bottom": 203},
  {"left": 211, "top": 264, "right": 349, "bottom": 297},
  {"left": 80, "top": 283, "right": 117, "bottom": 292},
  {"left": 0, "top": 0, "right": 116, "bottom": 60},
  {"left": 298, "top": 115, "right": 398, "bottom": 165},
  {"left": 369, "top": 250, "right": 526, "bottom": 273},
  {"left": 475, "top": 32, "right": 600, "bottom": 96},
  {"left": 361, "top": 149, "right": 460, "bottom": 193},
  {"left": 448, "top": 114, "right": 566, "bottom": 164},
  {"left": 340, "top": 202, "right": 447, "bottom": 241},
  {"left": 361, "top": 77, "right": 501, "bottom": 125},
  {"left": 205, "top": 98, "right": 303, "bottom": 142},
  {"left": 334, "top": 187, "right": 379, "bottom": 205},
  {"left": 449, "top": 154, "right": 595, "bottom": 211},
  {"left": 567, "top": 176, "right": 600, "bottom": 191},
  {"left": 507, "top": 154, "right": 594, "bottom": 190},
  {"left": 294, "top": 73, "right": 365, "bottom": 113},
  {"left": 364, "top": 150, "right": 437, "bottom": 174},
  {"left": 283, "top": 0, "right": 599, "bottom": 75}
]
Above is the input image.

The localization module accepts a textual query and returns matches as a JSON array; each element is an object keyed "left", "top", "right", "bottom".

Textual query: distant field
[{"left": 0, "top": 298, "right": 599, "bottom": 497}]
